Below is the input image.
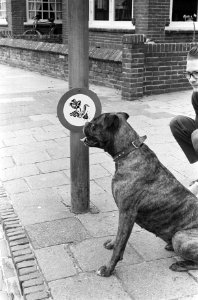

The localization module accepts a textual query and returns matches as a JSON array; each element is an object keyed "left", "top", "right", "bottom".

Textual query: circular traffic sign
[{"left": 57, "top": 88, "right": 102, "bottom": 132}]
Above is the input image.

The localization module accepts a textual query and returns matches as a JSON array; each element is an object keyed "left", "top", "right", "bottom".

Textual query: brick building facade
[
  {"left": 0, "top": 0, "right": 197, "bottom": 100},
  {"left": 1, "top": 0, "right": 198, "bottom": 45}
]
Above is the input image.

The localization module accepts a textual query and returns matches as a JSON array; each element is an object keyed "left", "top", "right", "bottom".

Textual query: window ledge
[
  {"left": 89, "top": 21, "right": 135, "bottom": 30},
  {"left": 24, "top": 20, "right": 62, "bottom": 25},
  {"left": 165, "top": 22, "right": 198, "bottom": 31},
  {"left": 0, "top": 20, "right": 8, "bottom": 26}
]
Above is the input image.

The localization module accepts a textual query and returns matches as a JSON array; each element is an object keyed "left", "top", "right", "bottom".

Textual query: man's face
[{"left": 186, "top": 58, "right": 198, "bottom": 90}]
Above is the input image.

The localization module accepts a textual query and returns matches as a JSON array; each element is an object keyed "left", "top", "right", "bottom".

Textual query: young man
[{"left": 170, "top": 46, "right": 198, "bottom": 190}]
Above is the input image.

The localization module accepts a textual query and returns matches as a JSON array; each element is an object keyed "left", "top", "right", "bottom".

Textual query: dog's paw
[
  {"left": 170, "top": 261, "right": 198, "bottom": 272},
  {"left": 170, "top": 262, "right": 184, "bottom": 272},
  {"left": 96, "top": 266, "right": 112, "bottom": 277},
  {"left": 103, "top": 239, "right": 115, "bottom": 250}
]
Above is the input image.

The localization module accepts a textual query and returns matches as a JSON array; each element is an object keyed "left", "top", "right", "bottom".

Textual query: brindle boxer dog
[{"left": 81, "top": 112, "right": 198, "bottom": 277}]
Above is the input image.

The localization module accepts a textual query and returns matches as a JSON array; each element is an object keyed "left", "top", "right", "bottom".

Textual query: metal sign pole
[{"left": 68, "top": 0, "right": 90, "bottom": 213}]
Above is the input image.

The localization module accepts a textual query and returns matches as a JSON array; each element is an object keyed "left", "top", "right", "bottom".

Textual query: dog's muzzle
[
  {"left": 81, "top": 122, "right": 99, "bottom": 147},
  {"left": 80, "top": 136, "right": 99, "bottom": 147}
]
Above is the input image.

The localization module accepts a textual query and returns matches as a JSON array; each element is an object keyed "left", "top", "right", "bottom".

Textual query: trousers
[{"left": 170, "top": 115, "right": 198, "bottom": 164}]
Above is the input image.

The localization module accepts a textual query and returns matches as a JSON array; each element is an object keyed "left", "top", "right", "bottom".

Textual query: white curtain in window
[
  {"left": 36, "top": 2, "right": 41, "bottom": 10},
  {"left": 97, "top": 0, "right": 108, "bottom": 10},
  {"left": 28, "top": 1, "right": 41, "bottom": 11},
  {"left": 50, "top": 3, "right": 55, "bottom": 11}
]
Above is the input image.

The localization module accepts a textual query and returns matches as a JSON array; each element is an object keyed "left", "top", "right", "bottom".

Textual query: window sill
[
  {"left": 24, "top": 20, "right": 62, "bottom": 25},
  {"left": 0, "top": 20, "right": 8, "bottom": 26},
  {"left": 165, "top": 22, "right": 198, "bottom": 31},
  {"left": 89, "top": 21, "right": 134, "bottom": 30}
]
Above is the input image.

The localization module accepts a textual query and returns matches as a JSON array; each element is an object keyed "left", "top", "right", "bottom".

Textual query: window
[
  {"left": 172, "top": 0, "right": 197, "bottom": 21},
  {"left": 0, "top": 0, "right": 6, "bottom": 24},
  {"left": 26, "top": 0, "right": 62, "bottom": 22},
  {"left": 94, "top": 0, "right": 109, "bottom": 20},
  {"left": 89, "top": 0, "right": 134, "bottom": 29},
  {"left": 115, "top": 0, "right": 132, "bottom": 21},
  {"left": 167, "top": 0, "right": 198, "bottom": 30}
]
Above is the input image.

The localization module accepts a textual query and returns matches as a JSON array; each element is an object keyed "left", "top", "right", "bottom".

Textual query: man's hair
[{"left": 188, "top": 46, "right": 198, "bottom": 59}]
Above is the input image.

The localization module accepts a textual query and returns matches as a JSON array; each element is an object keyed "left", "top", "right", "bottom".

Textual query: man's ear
[{"left": 104, "top": 114, "right": 120, "bottom": 131}]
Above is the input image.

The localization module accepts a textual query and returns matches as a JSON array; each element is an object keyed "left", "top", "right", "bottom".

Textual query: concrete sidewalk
[{"left": 1, "top": 64, "right": 198, "bottom": 300}]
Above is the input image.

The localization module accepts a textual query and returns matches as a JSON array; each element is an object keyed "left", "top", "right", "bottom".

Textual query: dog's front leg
[{"left": 97, "top": 210, "right": 136, "bottom": 277}]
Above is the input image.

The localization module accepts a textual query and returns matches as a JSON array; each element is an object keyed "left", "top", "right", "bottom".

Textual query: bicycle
[{"left": 23, "top": 14, "right": 56, "bottom": 38}]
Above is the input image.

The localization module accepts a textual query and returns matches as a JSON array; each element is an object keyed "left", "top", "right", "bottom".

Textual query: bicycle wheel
[{"left": 23, "top": 29, "right": 42, "bottom": 38}]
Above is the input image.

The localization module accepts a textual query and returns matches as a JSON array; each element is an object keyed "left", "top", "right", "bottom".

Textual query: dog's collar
[{"left": 113, "top": 135, "right": 147, "bottom": 162}]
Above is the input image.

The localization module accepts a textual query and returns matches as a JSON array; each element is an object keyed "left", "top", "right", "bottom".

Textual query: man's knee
[
  {"left": 192, "top": 129, "right": 198, "bottom": 153},
  {"left": 169, "top": 115, "right": 185, "bottom": 136}
]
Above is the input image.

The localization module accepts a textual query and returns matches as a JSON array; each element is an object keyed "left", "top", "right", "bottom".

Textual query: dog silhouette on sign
[{"left": 69, "top": 99, "right": 89, "bottom": 119}]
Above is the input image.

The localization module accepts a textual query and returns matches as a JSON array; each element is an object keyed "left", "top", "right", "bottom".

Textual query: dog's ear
[
  {"left": 119, "top": 112, "right": 129, "bottom": 120},
  {"left": 105, "top": 114, "right": 120, "bottom": 131}
]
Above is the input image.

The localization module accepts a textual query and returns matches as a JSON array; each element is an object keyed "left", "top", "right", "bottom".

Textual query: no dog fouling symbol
[{"left": 57, "top": 88, "right": 102, "bottom": 132}]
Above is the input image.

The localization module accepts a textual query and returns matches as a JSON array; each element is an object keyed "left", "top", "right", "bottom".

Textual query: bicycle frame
[{"left": 23, "top": 15, "right": 56, "bottom": 38}]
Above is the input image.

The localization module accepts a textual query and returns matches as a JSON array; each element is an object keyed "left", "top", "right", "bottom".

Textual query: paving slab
[
  {"left": 46, "top": 145, "right": 70, "bottom": 159},
  {"left": 129, "top": 230, "right": 176, "bottom": 261},
  {"left": 90, "top": 180, "right": 106, "bottom": 195},
  {"left": 35, "top": 245, "right": 77, "bottom": 281},
  {"left": 117, "top": 258, "right": 198, "bottom": 300},
  {"left": 10, "top": 188, "right": 64, "bottom": 208},
  {"left": 3, "top": 179, "right": 29, "bottom": 194},
  {"left": 70, "top": 236, "right": 143, "bottom": 272},
  {"left": 52, "top": 185, "right": 71, "bottom": 206},
  {"left": 0, "top": 164, "right": 39, "bottom": 181},
  {"left": 26, "top": 218, "right": 90, "bottom": 249},
  {"left": 36, "top": 158, "right": 70, "bottom": 173},
  {"left": 14, "top": 202, "right": 72, "bottom": 226},
  {"left": 25, "top": 172, "right": 69, "bottom": 189},
  {"left": 77, "top": 211, "right": 119, "bottom": 237},
  {"left": 1, "top": 67, "right": 67, "bottom": 94},
  {"left": 94, "top": 176, "right": 113, "bottom": 194},
  {"left": 90, "top": 192, "right": 118, "bottom": 212},
  {"left": 3, "top": 135, "right": 36, "bottom": 147},
  {"left": 49, "top": 273, "right": 132, "bottom": 300},
  {"left": 0, "top": 157, "right": 15, "bottom": 169},
  {"left": 13, "top": 150, "right": 51, "bottom": 165}
]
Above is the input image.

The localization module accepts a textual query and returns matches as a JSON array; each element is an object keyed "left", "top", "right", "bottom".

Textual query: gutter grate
[{"left": 0, "top": 184, "right": 52, "bottom": 300}]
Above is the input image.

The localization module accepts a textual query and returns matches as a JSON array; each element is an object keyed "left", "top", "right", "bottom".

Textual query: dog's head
[
  {"left": 81, "top": 112, "right": 139, "bottom": 156},
  {"left": 70, "top": 99, "right": 81, "bottom": 109}
]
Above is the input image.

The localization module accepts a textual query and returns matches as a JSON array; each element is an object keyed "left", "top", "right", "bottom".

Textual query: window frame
[
  {"left": 166, "top": 0, "right": 198, "bottom": 31},
  {"left": 89, "top": 0, "right": 134, "bottom": 30},
  {"left": 25, "top": 0, "right": 62, "bottom": 25},
  {"left": 0, "top": 0, "right": 7, "bottom": 25}
]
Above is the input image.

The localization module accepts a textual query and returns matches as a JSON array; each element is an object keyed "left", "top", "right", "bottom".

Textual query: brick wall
[
  {"left": 11, "top": 0, "right": 26, "bottom": 35},
  {"left": 122, "top": 34, "right": 194, "bottom": 100},
  {"left": 0, "top": 38, "right": 122, "bottom": 90},
  {"left": 165, "top": 31, "right": 198, "bottom": 43},
  {"left": 0, "top": 36, "right": 195, "bottom": 101},
  {"left": 62, "top": 0, "right": 68, "bottom": 44},
  {"left": 89, "top": 29, "right": 134, "bottom": 49},
  {"left": 134, "top": 0, "right": 170, "bottom": 42},
  {"left": 0, "top": 39, "right": 69, "bottom": 78},
  {"left": 122, "top": 34, "right": 145, "bottom": 100},
  {"left": 144, "top": 43, "right": 191, "bottom": 95},
  {"left": 89, "top": 48, "right": 122, "bottom": 89}
]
